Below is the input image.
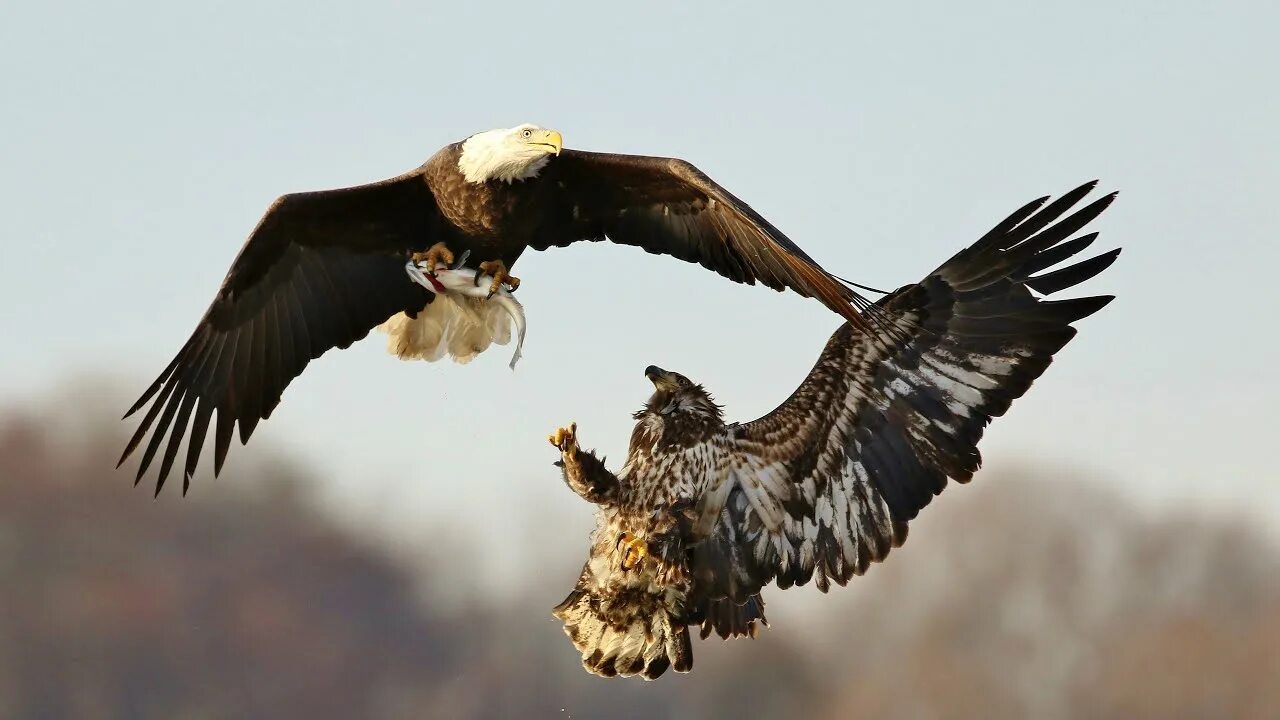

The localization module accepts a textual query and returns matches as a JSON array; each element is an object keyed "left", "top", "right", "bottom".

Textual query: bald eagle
[
  {"left": 548, "top": 181, "right": 1119, "bottom": 679},
  {"left": 118, "top": 124, "right": 871, "bottom": 494}
]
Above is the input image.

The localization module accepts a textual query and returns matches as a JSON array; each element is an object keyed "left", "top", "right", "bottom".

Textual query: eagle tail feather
[
  {"left": 697, "top": 594, "right": 768, "bottom": 640},
  {"left": 552, "top": 585, "right": 692, "bottom": 680}
]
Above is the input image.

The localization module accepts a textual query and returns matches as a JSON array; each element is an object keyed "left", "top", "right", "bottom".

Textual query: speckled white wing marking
[{"left": 694, "top": 182, "right": 1120, "bottom": 601}]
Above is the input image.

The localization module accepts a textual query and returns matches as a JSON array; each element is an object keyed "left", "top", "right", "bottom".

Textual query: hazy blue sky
[{"left": 2, "top": 1, "right": 1276, "bottom": 582}]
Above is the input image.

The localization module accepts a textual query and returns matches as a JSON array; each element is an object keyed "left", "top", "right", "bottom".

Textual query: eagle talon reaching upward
[
  {"left": 549, "top": 422, "right": 578, "bottom": 455},
  {"left": 552, "top": 181, "right": 1121, "bottom": 680},
  {"left": 119, "top": 122, "right": 868, "bottom": 494}
]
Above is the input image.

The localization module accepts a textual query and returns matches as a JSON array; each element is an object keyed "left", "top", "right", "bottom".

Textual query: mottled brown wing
[
  {"left": 118, "top": 171, "right": 441, "bottom": 495},
  {"left": 694, "top": 182, "right": 1120, "bottom": 602},
  {"left": 540, "top": 150, "right": 871, "bottom": 330}
]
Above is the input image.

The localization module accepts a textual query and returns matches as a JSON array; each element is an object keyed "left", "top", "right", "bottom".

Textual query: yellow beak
[{"left": 536, "top": 129, "right": 563, "bottom": 156}]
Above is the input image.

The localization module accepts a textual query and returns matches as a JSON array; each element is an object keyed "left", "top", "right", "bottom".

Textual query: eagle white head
[{"left": 458, "top": 123, "right": 564, "bottom": 184}]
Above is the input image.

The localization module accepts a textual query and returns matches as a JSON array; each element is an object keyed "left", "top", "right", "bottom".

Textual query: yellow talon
[
  {"left": 618, "top": 532, "right": 648, "bottom": 570},
  {"left": 479, "top": 259, "right": 520, "bottom": 296},
  {"left": 549, "top": 422, "right": 578, "bottom": 453},
  {"left": 412, "top": 242, "right": 455, "bottom": 272}
]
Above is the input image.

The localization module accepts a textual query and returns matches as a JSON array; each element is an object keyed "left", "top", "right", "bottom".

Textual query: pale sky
[{"left": 2, "top": 0, "right": 1277, "bottom": 584}]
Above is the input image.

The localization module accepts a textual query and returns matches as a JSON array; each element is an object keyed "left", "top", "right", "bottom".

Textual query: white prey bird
[{"left": 382, "top": 255, "right": 528, "bottom": 370}]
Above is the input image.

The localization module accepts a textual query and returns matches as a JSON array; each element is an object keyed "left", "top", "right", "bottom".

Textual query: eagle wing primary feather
[
  {"left": 118, "top": 173, "right": 441, "bottom": 495},
  {"left": 541, "top": 150, "right": 872, "bottom": 331},
  {"left": 698, "top": 182, "right": 1119, "bottom": 601}
]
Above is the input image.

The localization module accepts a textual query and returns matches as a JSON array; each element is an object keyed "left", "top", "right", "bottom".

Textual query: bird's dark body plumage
[
  {"left": 120, "top": 129, "right": 864, "bottom": 494},
  {"left": 549, "top": 182, "right": 1120, "bottom": 679}
]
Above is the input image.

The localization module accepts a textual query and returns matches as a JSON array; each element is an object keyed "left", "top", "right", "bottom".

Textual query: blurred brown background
[{"left": 3, "top": 389, "right": 1276, "bottom": 720}]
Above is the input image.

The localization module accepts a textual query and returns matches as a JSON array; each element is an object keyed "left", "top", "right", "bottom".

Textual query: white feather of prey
[{"left": 378, "top": 262, "right": 527, "bottom": 369}]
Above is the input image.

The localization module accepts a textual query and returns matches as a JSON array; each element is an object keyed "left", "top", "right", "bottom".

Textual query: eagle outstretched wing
[
  {"left": 694, "top": 181, "right": 1120, "bottom": 602},
  {"left": 537, "top": 150, "right": 874, "bottom": 330},
  {"left": 117, "top": 174, "right": 440, "bottom": 495}
]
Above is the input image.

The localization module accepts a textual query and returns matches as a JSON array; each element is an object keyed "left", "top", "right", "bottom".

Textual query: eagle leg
[
  {"left": 411, "top": 242, "right": 455, "bottom": 273},
  {"left": 478, "top": 259, "right": 521, "bottom": 298},
  {"left": 552, "top": 423, "right": 623, "bottom": 506}
]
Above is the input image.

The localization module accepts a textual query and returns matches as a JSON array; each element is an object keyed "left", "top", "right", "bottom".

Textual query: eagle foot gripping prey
[
  {"left": 411, "top": 242, "right": 456, "bottom": 273},
  {"left": 401, "top": 254, "right": 528, "bottom": 369},
  {"left": 477, "top": 259, "right": 520, "bottom": 297},
  {"left": 407, "top": 244, "right": 519, "bottom": 298}
]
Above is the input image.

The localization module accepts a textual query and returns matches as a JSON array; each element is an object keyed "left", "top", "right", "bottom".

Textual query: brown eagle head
[{"left": 638, "top": 365, "right": 724, "bottom": 427}]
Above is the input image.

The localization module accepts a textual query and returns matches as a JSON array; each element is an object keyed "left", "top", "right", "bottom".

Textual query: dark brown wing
[
  {"left": 119, "top": 170, "right": 441, "bottom": 495},
  {"left": 537, "top": 150, "right": 871, "bottom": 330},
  {"left": 693, "top": 182, "right": 1119, "bottom": 602}
]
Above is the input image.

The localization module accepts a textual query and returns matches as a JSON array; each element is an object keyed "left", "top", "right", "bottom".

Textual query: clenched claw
[
  {"left": 411, "top": 242, "right": 455, "bottom": 273},
  {"left": 617, "top": 532, "right": 648, "bottom": 571},
  {"left": 548, "top": 422, "right": 578, "bottom": 454},
  {"left": 478, "top": 259, "right": 520, "bottom": 298}
]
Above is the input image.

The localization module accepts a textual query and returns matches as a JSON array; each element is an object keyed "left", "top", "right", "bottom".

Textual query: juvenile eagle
[
  {"left": 548, "top": 181, "right": 1119, "bottom": 679},
  {"left": 119, "top": 124, "right": 870, "bottom": 494}
]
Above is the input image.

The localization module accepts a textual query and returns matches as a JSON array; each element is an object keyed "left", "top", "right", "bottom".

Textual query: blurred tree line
[{"left": 1, "top": 397, "right": 1276, "bottom": 719}]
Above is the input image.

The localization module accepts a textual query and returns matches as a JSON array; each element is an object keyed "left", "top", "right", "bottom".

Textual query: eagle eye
[{"left": 522, "top": 129, "right": 532, "bottom": 138}]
